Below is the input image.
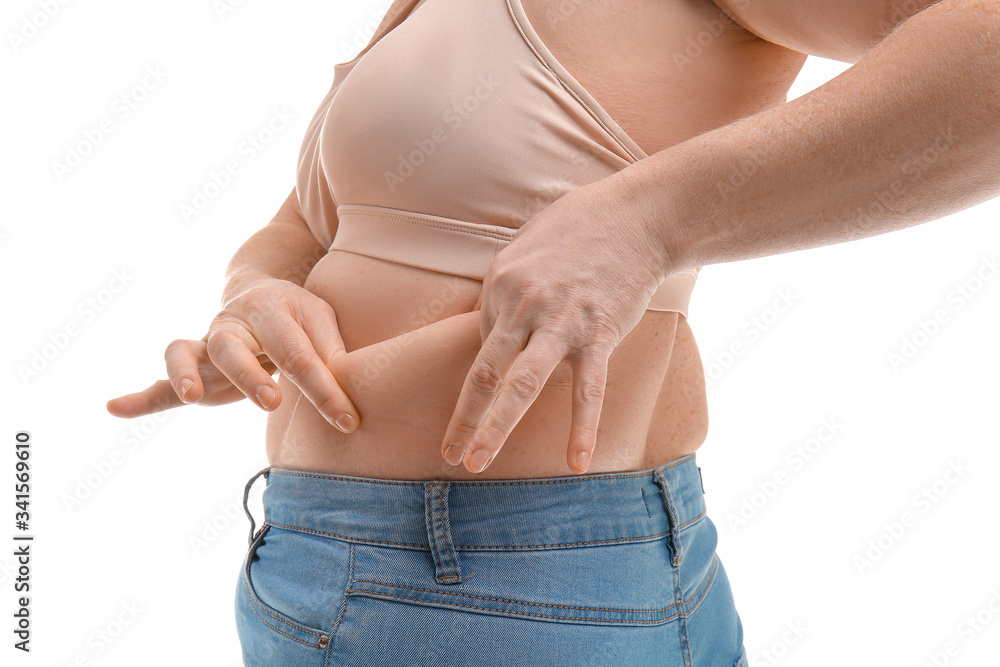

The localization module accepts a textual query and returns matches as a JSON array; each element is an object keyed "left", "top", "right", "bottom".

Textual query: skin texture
[
  {"left": 259, "top": 0, "right": 806, "bottom": 480},
  {"left": 108, "top": 0, "right": 999, "bottom": 481},
  {"left": 439, "top": 0, "right": 1000, "bottom": 475}
]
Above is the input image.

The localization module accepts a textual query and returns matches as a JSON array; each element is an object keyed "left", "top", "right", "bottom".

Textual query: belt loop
[
  {"left": 243, "top": 467, "right": 271, "bottom": 546},
  {"left": 653, "top": 470, "right": 684, "bottom": 567},
  {"left": 423, "top": 483, "right": 463, "bottom": 585}
]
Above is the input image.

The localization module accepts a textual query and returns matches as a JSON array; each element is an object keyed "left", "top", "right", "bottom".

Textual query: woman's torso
[{"left": 266, "top": 0, "right": 807, "bottom": 480}]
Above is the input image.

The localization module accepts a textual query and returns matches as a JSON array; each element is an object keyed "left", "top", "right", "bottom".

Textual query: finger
[
  {"left": 106, "top": 379, "right": 185, "bottom": 418},
  {"left": 441, "top": 323, "right": 528, "bottom": 467},
  {"left": 458, "top": 334, "right": 567, "bottom": 474},
  {"left": 163, "top": 339, "right": 207, "bottom": 404},
  {"left": 205, "top": 328, "right": 283, "bottom": 411},
  {"left": 255, "top": 302, "right": 359, "bottom": 433},
  {"left": 565, "top": 350, "right": 611, "bottom": 474}
]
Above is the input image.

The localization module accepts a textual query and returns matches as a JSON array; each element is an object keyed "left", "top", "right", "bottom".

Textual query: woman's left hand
[{"left": 440, "top": 172, "right": 673, "bottom": 475}]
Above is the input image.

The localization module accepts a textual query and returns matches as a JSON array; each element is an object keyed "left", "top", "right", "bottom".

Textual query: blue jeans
[{"left": 235, "top": 454, "right": 747, "bottom": 666}]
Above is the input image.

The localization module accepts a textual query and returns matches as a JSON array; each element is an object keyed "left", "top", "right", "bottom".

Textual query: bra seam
[
  {"left": 504, "top": 0, "right": 644, "bottom": 163},
  {"left": 335, "top": 206, "right": 515, "bottom": 243}
]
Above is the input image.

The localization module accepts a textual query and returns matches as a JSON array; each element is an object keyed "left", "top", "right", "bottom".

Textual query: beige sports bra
[{"left": 296, "top": 0, "right": 700, "bottom": 316}]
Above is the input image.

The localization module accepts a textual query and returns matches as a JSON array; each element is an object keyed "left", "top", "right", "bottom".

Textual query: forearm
[
  {"left": 625, "top": 0, "right": 1000, "bottom": 277},
  {"left": 221, "top": 187, "right": 328, "bottom": 305}
]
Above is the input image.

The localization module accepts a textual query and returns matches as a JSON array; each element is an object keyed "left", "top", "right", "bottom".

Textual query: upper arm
[
  {"left": 272, "top": 187, "right": 326, "bottom": 251},
  {"left": 711, "top": 0, "right": 945, "bottom": 62},
  {"left": 273, "top": 187, "right": 308, "bottom": 228}
]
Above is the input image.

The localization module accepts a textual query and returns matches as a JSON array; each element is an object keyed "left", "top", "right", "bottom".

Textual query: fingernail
[
  {"left": 255, "top": 385, "right": 275, "bottom": 409},
  {"left": 333, "top": 413, "right": 356, "bottom": 434},
  {"left": 178, "top": 378, "right": 194, "bottom": 402},
  {"left": 468, "top": 449, "right": 492, "bottom": 473},
  {"left": 575, "top": 451, "right": 591, "bottom": 473},
  {"left": 443, "top": 445, "right": 465, "bottom": 465}
]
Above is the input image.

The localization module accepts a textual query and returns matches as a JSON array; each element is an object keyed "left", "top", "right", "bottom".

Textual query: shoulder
[
  {"left": 362, "top": 0, "right": 421, "bottom": 52},
  {"left": 710, "top": 0, "right": 945, "bottom": 62}
]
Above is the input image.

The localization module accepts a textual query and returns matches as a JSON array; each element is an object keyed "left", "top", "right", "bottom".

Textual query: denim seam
[
  {"left": 242, "top": 533, "right": 327, "bottom": 650},
  {"left": 243, "top": 578, "right": 325, "bottom": 647},
  {"left": 453, "top": 531, "right": 673, "bottom": 550},
  {"left": 655, "top": 470, "right": 692, "bottom": 666},
  {"left": 677, "top": 510, "right": 707, "bottom": 531},
  {"left": 343, "top": 590, "right": 685, "bottom": 624},
  {"left": 325, "top": 543, "right": 355, "bottom": 666},
  {"left": 347, "top": 551, "right": 717, "bottom": 617},
  {"left": 244, "top": 525, "right": 326, "bottom": 640},
  {"left": 266, "top": 519, "right": 675, "bottom": 550},
  {"left": 349, "top": 579, "right": 683, "bottom": 614},
  {"left": 440, "top": 483, "right": 463, "bottom": 583},
  {"left": 427, "top": 483, "right": 463, "bottom": 583},
  {"left": 682, "top": 554, "right": 720, "bottom": 617}
]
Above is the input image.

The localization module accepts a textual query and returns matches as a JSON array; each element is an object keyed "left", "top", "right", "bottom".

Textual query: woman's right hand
[{"left": 106, "top": 278, "right": 360, "bottom": 433}]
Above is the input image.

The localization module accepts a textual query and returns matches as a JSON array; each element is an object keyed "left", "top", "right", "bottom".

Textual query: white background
[{"left": 1, "top": 0, "right": 998, "bottom": 665}]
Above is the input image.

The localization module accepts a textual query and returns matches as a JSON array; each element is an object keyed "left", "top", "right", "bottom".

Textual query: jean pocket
[
  {"left": 347, "top": 541, "right": 683, "bottom": 627},
  {"left": 239, "top": 524, "right": 334, "bottom": 651}
]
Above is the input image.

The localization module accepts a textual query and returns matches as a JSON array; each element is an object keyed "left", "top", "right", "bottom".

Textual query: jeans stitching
[
  {"left": 439, "top": 484, "right": 462, "bottom": 582},
  {"left": 682, "top": 554, "right": 720, "bottom": 618},
  {"left": 673, "top": 557, "right": 693, "bottom": 667},
  {"left": 434, "top": 486, "right": 453, "bottom": 575},
  {"left": 347, "top": 546, "right": 716, "bottom": 616},
  {"left": 326, "top": 543, "right": 355, "bottom": 664},
  {"left": 349, "top": 579, "right": 684, "bottom": 614},
  {"left": 244, "top": 577, "right": 324, "bottom": 647},
  {"left": 678, "top": 510, "right": 707, "bottom": 531},
  {"left": 243, "top": 525, "right": 327, "bottom": 640},
  {"left": 267, "top": 519, "right": 673, "bottom": 550},
  {"left": 343, "top": 590, "right": 686, "bottom": 624}
]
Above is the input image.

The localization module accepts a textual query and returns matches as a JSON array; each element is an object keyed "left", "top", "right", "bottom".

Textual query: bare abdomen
[{"left": 265, "top": 249, "right": 706, "bottom": 480}]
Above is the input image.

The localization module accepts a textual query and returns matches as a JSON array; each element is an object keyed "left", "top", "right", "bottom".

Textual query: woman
[{"left": 107, "top": 0, "right": 999, "bottom": 664}]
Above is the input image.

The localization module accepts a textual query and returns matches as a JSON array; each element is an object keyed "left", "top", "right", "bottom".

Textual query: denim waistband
[{"left": 243, "top": 454, "right": 706, "bottom": 582}]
